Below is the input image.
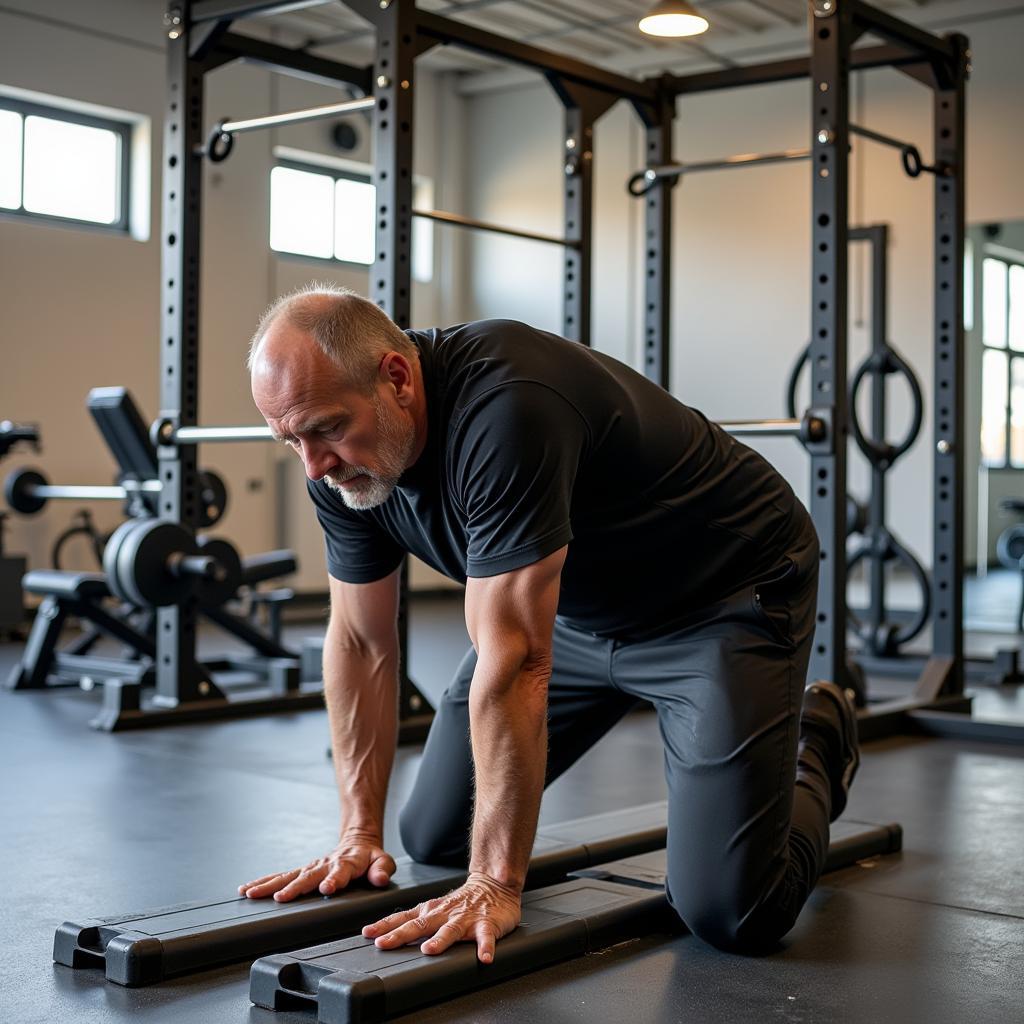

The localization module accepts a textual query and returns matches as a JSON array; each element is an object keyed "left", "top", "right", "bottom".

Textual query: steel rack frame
[
  {"left": 648, "top": 0, "right": 977, "bottom": 741},
  {"left": 158, "top": 0, "right": 1009, "bottom": 744},
  {"left": 152, "top": 0, "right": 664, "bottom": 730}
]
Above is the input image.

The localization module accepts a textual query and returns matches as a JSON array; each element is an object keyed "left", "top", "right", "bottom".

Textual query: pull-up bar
[
  {"left": 849, "top": 123, "right": 948, "bottom": 178},
  {"left": 203, "top": 95, "right": 576, "bottom": 249},
  {"left": 628, "top": 148, "right": 810, "bottom": 195},
  {"left": 628, "top": 123, "right": 947, "bottom": 195},
  {"left": 204, "top": 96, "right": 376, "bottom": 162},
  {"left": 413, "top": 209, "right": 576, "bottom": 249}
]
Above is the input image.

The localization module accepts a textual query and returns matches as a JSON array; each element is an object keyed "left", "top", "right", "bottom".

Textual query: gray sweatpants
[{"left": 399, "top": 528, "right": 834, "bottom": 952}]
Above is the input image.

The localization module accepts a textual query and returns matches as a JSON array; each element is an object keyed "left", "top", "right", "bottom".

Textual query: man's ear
[{"left": 380, "top": 352, "right": 415, "bottom": 405}]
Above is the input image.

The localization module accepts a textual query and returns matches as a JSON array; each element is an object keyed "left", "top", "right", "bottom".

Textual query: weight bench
[
  {"left": 250, "top": 819, "right": 903, "bottom": 1024},
  {"left": 53, "top": 801, "right": 669, "bottom": 986},
  {"left": 7, "top": 549, "right": 305, "bottom": 727},
  {"left": 9, "top": 571, "right": 155, "bottom": 692}
]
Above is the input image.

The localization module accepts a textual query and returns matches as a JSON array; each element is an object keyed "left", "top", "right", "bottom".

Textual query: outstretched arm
[
  {"left": 238, "top": 569, "right": 402, "bottom": 900},
  {"left": 363, "top": 546, "right": 565, "bottom": 961}
]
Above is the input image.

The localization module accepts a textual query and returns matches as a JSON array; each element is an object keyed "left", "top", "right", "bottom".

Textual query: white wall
[
  {"left": 0, "top": 1, "right": 466, "bottom": 591},
  {"left": 460, "top": 12, "right": 1024, "bottom": 574}
]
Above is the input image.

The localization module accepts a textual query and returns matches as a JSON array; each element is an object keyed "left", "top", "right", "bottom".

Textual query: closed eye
[{"left": 321, "top": 420, "right": 349, "bottom": 441}]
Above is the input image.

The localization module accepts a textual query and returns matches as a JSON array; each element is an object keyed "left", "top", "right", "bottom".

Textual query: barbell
[
  {"left": 4, "top": 467, "right": 227, "bottom": 528},
  {"left": 103, "top": 519, "right": 243, "bottom": 608}
]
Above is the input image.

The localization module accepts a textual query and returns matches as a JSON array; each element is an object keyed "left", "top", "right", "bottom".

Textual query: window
[
  {"left": 270, "top": 155, "right": 433, "bottom": 282},
  {"left": 0, "top": 96, "right": 130, "bottom": 231},
  {"left": 980, "top": 255, "right": 1024, "bottom": 468}
]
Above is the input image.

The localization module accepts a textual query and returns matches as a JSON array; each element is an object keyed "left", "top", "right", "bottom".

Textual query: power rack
[{"left": 149, "top": 1, "right": 1002, "bottom": 743}]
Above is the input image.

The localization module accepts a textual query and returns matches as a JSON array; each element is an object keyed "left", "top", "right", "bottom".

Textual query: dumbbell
[{"left": 103, "top": 519, "right": 241, "bottom": 608}]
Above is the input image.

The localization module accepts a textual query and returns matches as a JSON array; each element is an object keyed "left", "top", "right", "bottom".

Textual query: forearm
[
  {"left": 467, "top": 657, "right": 549, "bottom": 892},
  {"left": 322, "top": 629, "right": 399, "bottom": 839}
]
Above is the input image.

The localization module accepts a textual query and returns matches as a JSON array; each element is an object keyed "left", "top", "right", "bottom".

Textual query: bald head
[
  {"left": 248, "top": 284, "right": 416, "bottom": 396},
  {"left": 248, "top": 285, "right": 427, "bottom": 511}
]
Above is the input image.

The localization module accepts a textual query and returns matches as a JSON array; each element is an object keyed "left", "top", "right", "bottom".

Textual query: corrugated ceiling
[{"left": 230, "top": 0, "right": 1021, "bottom": 82}]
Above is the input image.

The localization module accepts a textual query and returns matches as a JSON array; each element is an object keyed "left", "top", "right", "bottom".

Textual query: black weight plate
[
  {"left": 196, "top": 536, "right": 242, "bottom": 605},
  {"left": 4, "top": 468, "right": 48, "bottom": 514},
  {"left": 104, "top": 519, "right": 196, "bottom": 608},
  {"left": 197, "top": 470, "right": 228, "bottom": 528}
]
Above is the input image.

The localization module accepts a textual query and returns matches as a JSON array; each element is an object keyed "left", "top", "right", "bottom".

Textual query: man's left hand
[{"left": 361, "top": 872, "right": 521, "bottom": 963}]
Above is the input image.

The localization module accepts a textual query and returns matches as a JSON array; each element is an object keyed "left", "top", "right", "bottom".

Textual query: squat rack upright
[
  {"left": 153, "top": 0, "right": 988, "bottom": 741},
  {"left": 154, "top": 0, "right": 663, "bottom": 728},
  {"left": 634, "top": 0, "right": 974, "bottom": 740}
]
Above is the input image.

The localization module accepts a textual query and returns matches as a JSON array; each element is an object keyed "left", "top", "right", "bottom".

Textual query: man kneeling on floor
[{"left": 240, "top": 284, "right": 859, "bottom": 962}]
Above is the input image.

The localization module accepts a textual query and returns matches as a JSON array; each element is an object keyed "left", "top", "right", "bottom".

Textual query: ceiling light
[{"left": 638, "top": 0, "right": 709, "bottom": 38}]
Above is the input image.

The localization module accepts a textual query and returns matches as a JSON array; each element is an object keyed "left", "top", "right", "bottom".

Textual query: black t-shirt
[{"left": 308, "top": 319, "right": 814, "bottom": 641}]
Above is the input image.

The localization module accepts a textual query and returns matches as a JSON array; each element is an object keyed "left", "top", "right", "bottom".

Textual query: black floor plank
[{"left": 393, "top": 888, "right": 1024, "bottom": 1024}]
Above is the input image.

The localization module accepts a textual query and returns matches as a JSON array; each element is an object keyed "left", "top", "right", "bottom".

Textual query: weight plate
[
  {"left": 104, "top": 518, "right": 197, "bottom": 608},
  {"left": 4, "top": 468, "right": 48, "bottom": 515},
  {"left": 196, "top": 536, "right": 242, "bottom": 605},
  {"left": 197, "top": 470, "right": 228, "bottom": 528}
]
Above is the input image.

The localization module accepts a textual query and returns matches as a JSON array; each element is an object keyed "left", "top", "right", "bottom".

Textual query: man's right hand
[{"left": 238, "top": 834, "right": 397, "bottom": 901}]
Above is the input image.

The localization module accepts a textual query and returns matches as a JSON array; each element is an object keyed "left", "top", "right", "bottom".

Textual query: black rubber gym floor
[{"left": 2, "top": 595, "right": 1023, "bottom": 1024}]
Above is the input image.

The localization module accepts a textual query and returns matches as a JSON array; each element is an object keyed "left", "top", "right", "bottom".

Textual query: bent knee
[
  {"left": 674, "top": 897, "right": 799, "bottom": 954},
  {"left": 398, "top": 804, "right": 469, "bottom": 866}
]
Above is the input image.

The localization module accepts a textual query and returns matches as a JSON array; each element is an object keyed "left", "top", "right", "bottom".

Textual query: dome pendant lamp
[{"left": 638, "top": 0, "right": 710, "bottom": 38}]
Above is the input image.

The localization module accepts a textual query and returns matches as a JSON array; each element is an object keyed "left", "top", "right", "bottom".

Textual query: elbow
[
  {"left": 325, "top": 621, "right": 396, "bottom": 664},
  {"left": 471, "top": 642, "right": 552, "bottom": 706}
]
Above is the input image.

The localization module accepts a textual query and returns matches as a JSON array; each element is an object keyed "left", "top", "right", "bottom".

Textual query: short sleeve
[
  {"left": 453, "top": 382, "right": 589, "bottom": 577},
  {"left": 306, "top": 478, "right": 404, "bottom": 583}
]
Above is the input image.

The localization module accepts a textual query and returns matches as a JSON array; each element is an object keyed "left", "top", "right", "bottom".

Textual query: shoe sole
[{"left": 807, "top": 680, "right": 861, "bottom": 820}]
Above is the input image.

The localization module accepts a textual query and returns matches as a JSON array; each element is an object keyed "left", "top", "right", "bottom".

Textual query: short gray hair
[{"left": 247, "top": 283, "right": 416, "bottom": 393}]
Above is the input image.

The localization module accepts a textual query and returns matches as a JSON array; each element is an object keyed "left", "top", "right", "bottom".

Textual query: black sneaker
[{"left": 803, "top": 680, "right": 861, "bottom": 822}]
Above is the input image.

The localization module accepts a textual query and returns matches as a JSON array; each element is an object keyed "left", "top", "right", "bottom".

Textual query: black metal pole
[
  {"left": 807, "top": 0, "right": 852, "bottom": 690},
  {"left": 353, "top": 0, "right": 429, "bottom": 728},
  {"left": 928, "top": 34, "right": 969, "bottom": 697},
  {"left": 157, "top": 0, "right": 224, "bottom": 707},
  {"left": 633, "top": 86, "right": 674, "bottom": 389},
  {"left": 562, "top": 105, "right": 591, "bottom": 344},
  {"left": 547, "top": 81, "right": 616, "bottom": 346},
  {"left": 866, "top": 225, "right": 888, "bottom": 651}
]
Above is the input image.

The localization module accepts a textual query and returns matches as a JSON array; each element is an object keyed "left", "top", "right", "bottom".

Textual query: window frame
[
  {"left": 981, "top": 252, "right": 1024, "bottom": 469},
  {"left": 272, "top": 156, "right": 374, "bottom": 270},
  {"left": 0, "top": 95, "right": 131, "bottom": 234},
  {"left": 270, "top": 152, "right": 433, "bottom": 282}
]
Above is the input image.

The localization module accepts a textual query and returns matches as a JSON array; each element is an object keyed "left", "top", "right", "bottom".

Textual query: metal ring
[
  {"left": 785, "top": 342, "right": 811, "bottom": 420},
  {"left": 846, "top": 529, "right": 931, "bottom": 651},
  {"left": 205, "top": 123, "right": 234, "bottom": 163},
  {"left": 901, "top": 145, "right": 922, "bottom": 178},
  {"left": 848, "top": 346, "right": 924, "bottom": 467},
  {"left": 627, "top": 171, "right": 654, "bottom": 196}
]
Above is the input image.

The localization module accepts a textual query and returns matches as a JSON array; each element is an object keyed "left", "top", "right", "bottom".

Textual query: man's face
[{"left": 251, "top": 331, "right": 416, "bottom": 511}]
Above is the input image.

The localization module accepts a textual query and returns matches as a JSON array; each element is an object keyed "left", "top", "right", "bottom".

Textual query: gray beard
[{"left": 324, "top": 397, "right": 416, "bottom": 511}]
